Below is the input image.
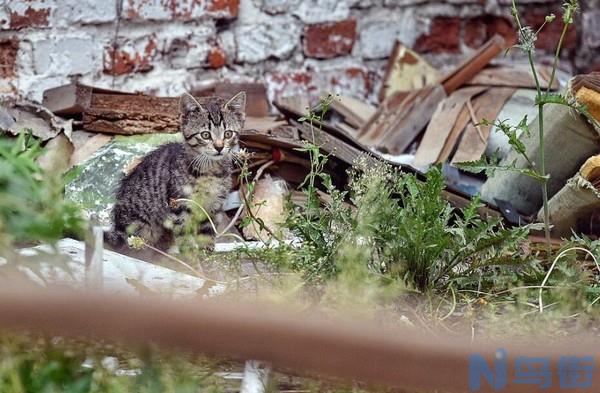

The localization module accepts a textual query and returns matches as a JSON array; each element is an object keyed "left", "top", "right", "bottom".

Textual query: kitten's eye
[
  {"left": 200, "top": 132, "right": 211, "bottom": 139},
  {"left": 224, "top": 130, "right": 233, "bottom": 139}
]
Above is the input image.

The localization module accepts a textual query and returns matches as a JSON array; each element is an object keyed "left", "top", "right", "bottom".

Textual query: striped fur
[{"left": 105, "top": 92, "right": 246, "bottom": 251}]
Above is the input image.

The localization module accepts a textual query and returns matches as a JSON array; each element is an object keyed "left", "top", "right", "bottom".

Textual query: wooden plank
[
  {"left": 414, "top": 86, "right": 488, "bottom": 166},
  {"left": 378, "top": 40, "right": 440, "bottom": 102},
  {"left": 439, "top": 35, "right": 506, "bottom": 95},
  {"left": 451, "top": 87, "right": 516, "bottom": 164},
  {"left": 438, "top": 105, "right": 471, "bottom": 162},
  {"left": 379, "top": 85, "right": 446, "bottom": 155},
  {"left": 82, "top": 94, "right": 224, "bottom": 135},
  {"left": 358, "top": 87, "right": 435, "bottom": 147},
  {"left": 43, "top": 84, "right": 93, "bottom": 116},
  {"left": 42, "top": 84, "right": 135, "bottom": 116},
  {"left": 358, "top": 36, "right": 505, "bottom": 156},
  {"left": 330, "top": 95, "right": 376, "bottom": 129},
  {"left": 466, "top": 65, "right": 558, "bottom": 90},
  {"left": 295, "top": 121, "right": 367, "bottom": 166},
  {"left": 83, "top": 94, "right": 180, "bottom": 134}
]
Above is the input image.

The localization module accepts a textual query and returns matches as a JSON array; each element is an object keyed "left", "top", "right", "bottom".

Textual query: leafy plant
[
  {"left": 282, "top": 95, "right": 536, "bottom": 292},
  {"left": 456, "top": 0, "right": 581, "bottom": 253},
  {"left": 0, "top": 131, "right": 84, "bottom": 248}
]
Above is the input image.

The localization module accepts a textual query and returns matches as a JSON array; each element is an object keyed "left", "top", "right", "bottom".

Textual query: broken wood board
[
  {"left": 42, "top": 84, "right": 134, "bottom": 116},
  {"left": 438, "top": 105, "right": 471, "bottom": 163},
  {"left": 273, "top": 96, "right": 360, "bottom": 147},
  {"left": 359, "top": 35, "right": 505, "bottom": 155},
  {"left": 414, "top": 86, "right": 488, "bottom": 166},
  {"left": 245, "top": 117, "right": 288, "bottom": 134},
  {"left": 451, "top": 87, "right": 516, "bottom": 164},
  {"left": 273, "top": 96, "right": 310, "bottom": 120},
  {"left": 358, "top": 86, "right": 446, "bottom": 155},
  {"left": 466, "top": 65, "right": 559, "bottom": 90},
  {"left": 439, "top": 35, "right": 506, "bottom": 95},
  {"left": 83, "top": 94, "right": 181, "bottom": 134},
  {"left": 330, "top": 95, "right": 376, "bottom": 129},
  {"left": 294, "top": 120, "right": 368, "bottom": 167},
  {"left": 379, "top": 40, "right": 440, "bottom": 101}
]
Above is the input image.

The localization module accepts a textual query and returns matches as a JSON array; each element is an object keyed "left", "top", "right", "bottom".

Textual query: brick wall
[{"left": 0, "top": 0, "right": 598, "bottom": 105}]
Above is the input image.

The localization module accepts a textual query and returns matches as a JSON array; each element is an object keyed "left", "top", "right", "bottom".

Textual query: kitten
[{"left": 105, "top": 91, "right": 246, "bottom": 252}]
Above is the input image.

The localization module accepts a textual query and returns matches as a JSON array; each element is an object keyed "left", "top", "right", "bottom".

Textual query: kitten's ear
[
  {"left": 224, "top": 91, "right": 246, "bottom": 115},
  {"left": 180, "top": 92, "right": 202, "bottom": 115}
]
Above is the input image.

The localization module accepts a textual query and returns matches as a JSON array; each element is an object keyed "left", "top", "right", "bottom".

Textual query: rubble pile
[{"left": 2, "top": 37, "right": 599, "bottom": 244}]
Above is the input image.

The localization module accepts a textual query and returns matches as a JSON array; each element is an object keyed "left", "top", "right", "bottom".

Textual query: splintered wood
[
  {"left": 83, "top": 94, "right": 182, "bottom": 134},
  {"left": 358, "top": 35, "right": 505, "bottom": 156},
  {"left": 451, "top": 87, "right": 516, "bottom": 164},
  {"left": 414, "top": 86, "right": 487, "bottom": 166},
  {"left": 358, "top": 85, "right": 446, "bottom": 154},
  {"left": 379, "top": 41, "right": 440, "bottom": 101}
]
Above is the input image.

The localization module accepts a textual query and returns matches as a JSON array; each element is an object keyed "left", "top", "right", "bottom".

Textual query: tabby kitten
[{"left": 105, "top": 91, "right": 246, "bottom": 251}]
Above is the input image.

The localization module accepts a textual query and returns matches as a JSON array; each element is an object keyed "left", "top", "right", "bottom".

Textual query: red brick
[
  {"left": 303, "top": 19, "right": 356, "bottom": 59},
  {"left": 103, "top": 37, "right": 157, "bottom": 76},
  {"left": 207, "top": 46, "right": 227, "bottom": 69},
  {"left": 464, "top": 15, "right": 517, "bottom": 48},
  {"left": 414, "top": 17, "right": 461, "bottom": 54},
  {"left": 523, "top": 13, "right": 577, "bottom": 52},
  {"left": 207, "top": 0, "right": 240, "bottom": 18},
  {"left": 10, "top": 5, "right": 50, "bottom": 29},
  {"left": 0, "top": 38, "right": 19, "bottom": 78}
]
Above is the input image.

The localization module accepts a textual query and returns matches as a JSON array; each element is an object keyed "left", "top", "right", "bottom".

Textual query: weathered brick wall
[{"left": 0, "top": 0, "right": 598, "bottom": 105}]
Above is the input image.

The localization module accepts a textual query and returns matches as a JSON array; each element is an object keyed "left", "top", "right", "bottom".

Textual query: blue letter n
[{"left": 469, "top": 348, "right": 508, "bottom": 391}]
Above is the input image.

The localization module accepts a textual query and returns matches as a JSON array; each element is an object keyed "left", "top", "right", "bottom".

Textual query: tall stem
[
  {"left": 537, "top": 104, "right": 552, "bottom": 253},
  {"left": 546, "top": 11, "right": 572, "bottom": 93}
]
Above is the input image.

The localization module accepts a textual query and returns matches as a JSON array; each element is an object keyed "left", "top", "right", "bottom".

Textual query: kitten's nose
[{"left": 214, "top": 144, "right": 224, "bottom": 153}]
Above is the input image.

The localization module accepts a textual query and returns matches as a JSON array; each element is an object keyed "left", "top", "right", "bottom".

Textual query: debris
[
  {"left": 42, "top": 83, "right": 133, "bottom": 117},
  {"left": 83, "top": 94, "right": 182, "bottom": 134},
  {"left": 36, "top": 132, "right": 74, "bottom": 176},
  {"left": 451, "top": 87, "right": 516, "bottom": 164},
  {"left": 0, "top": 101, "right": 72, "bottom": 141},
  {"left": 330, "top": 94, "right": 376, "bottom": 130},
  {"left": 358, "top": 85, "right": 446, "bottom": 154},
  {"left": 414, "top": 86, "right": 487, "bottom": 166},
  {"left": 242, "top": 175, "right": 289, "bottom": 241},
  {"left": 481, "top": 76, "right": 600, "bottom": 215},
  {"left": 379, "top": 40, "right": 440, "bottom": 101},
  {"left": 466, "top": 64, "right": 559, "bottom": 90},
  {"left": 539, "top": 155, "right": 600, "bottom": 237},
  {"left": 16, "top": 238, "right": 221, "bottom": 297},
  {"left": 359, "top": 35, "right": 506, "bottom": 155}
]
